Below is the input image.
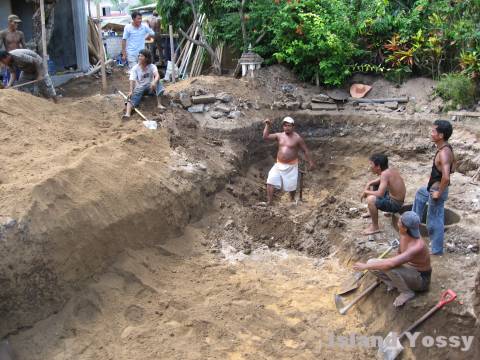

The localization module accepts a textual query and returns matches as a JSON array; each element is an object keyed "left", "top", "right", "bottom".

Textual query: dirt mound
[{"left": 0, "top": 89, "right": 234, "bottom": 336}]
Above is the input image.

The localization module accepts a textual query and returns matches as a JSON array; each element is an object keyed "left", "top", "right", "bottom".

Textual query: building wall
[
  {"left": 0, "top": 0, "right": 88, "bottom": 72},
  {"left": 86, "top": 0, "right": 136, "bottom": 18},
  {"left": 49, "top": 0, "right": 77, "bottom": 70},
  {"left": 0, "top": 1, "right": 12, "bottom": 30},
  {"left": 11, "top": 0, "right": 34, "bottom": 42}
]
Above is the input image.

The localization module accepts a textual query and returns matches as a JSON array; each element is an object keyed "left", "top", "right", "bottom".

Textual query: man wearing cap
[
  {"left": 0, "top": 49, "right": 57, "bottom": 102},
  {"left": 412, "top": 120, "right": 454, "bottom": 256},
  {"left": 0, "top": 15, "right": 25, "bottom": 87},
  {"left": 360, "top": 153, "right": 406, "bottom": 235},
  {"left": 353, "top": 211, "right": 432, "bottom": 307},
  {"left": 263, "top": 116, "right": 314, "bottom": 205}
]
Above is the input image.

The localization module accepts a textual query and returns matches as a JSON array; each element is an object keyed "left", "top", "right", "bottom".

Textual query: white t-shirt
[
  {"left": 129, "top": 64, "right": 159, "bottom": 88},
  {"left": 122, "top": 23, "right": 155, "bottom": 56}
]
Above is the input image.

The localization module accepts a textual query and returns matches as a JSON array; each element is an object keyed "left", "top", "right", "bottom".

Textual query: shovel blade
[
  {"left": 377, "top": 332, "right": 403, "bottom": 360},
  {"left": 334, "top": 294, "right": 346, "bottom": 314},
  {"left": 337, "top": 272, "right": 364, "bottom": 295}
]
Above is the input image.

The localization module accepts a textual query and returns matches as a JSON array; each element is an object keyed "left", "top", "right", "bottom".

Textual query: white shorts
[
  {"left": 127, "top": 53, "right": 138, "bottom": 70},
  {"left": 267, "top": 163, "right": 298, "bottom": 192}
]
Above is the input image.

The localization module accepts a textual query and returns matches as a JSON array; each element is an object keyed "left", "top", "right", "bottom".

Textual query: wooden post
[
  {"left": 169, "top": 24, "right": 176, "bottom": 83},
  {"left": 87, "top": 0, "right": 92, "bottom": 17},
  {"left": 96, "top": 3, "right": 107, "bottom": 92},
  {"left": 39, "top": 0, "right": 48, "bottom": 71}
]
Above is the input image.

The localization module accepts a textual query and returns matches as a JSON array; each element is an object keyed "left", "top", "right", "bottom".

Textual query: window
[{"left": 102, "top": 7, "right": 111, "bottom": 17}]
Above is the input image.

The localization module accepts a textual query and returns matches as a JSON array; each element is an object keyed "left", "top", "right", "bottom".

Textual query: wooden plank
[
  {"left": 448, "top": 111, "right": 480, "bottom": 118},
  {"left": 96, "top": 3, "right": 107, "bottom": 92},
  {"left": 169, "top": 24, "right": 176, "bottom": 83},
  {"left": 39, "top": 0, "right": 48, "bottom": 71},
  {"left": 311, "top": 103, "right": 338, "bottom": 111},
  {"left": 349, "top": 97, "right": 409, "bottom": 104}
]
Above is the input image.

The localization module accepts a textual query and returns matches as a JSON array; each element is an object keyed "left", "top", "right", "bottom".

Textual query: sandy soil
[{"left": 1, "top": 66, "right": 479, "bottom": 359}]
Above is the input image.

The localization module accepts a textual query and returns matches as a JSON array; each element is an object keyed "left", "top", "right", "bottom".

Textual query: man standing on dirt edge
[
  {"left": 0, "top": 15, "right": 25, "bottom": 87},
  {"left": 122, "top": 11, "right": 155, "bottom": 70},
  {"left": 263, "top": 116, "right": 314, "bottom": 205},
  {"left": 412, "top": 120, "right": 454, "bottom": 256},
  {"left": 354, "top": 211, "right": 431, "bottom": 307},
  {"left": 361, "top": 154, "right": 406, "bottom": 235}
]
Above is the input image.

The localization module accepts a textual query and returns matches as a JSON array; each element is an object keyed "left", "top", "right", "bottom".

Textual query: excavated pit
[
  {"left": 392, "top": 204, "right": 461, "bottom": 237},
  {"left": 2, "top": 97, "right": 479, "bottom": 359}
]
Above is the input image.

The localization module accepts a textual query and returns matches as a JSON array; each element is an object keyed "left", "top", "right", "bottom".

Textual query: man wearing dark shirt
[{"left": 412, "top": 120, "right": 454, "bottom": 255}]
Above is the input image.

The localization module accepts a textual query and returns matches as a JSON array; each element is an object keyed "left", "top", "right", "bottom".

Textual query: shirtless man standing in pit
[
  {"left": 263, "top": 116, "right": 314, "bottom": 205},
  {"left": 361, "top": 153, "right": 406, "bottom": 235}
]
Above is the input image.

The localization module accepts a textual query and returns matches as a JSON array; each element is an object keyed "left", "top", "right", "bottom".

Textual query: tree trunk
[
  {"left": 31, "top": 1, "right": 56, "bottom": 56},
  {"left": 239, "top": 0, "right": 247, "bottom": 50}
]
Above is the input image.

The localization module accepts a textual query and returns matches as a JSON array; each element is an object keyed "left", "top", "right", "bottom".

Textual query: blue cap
[{"left": 401, "top": 211, "right": 421, "bottom": 238}]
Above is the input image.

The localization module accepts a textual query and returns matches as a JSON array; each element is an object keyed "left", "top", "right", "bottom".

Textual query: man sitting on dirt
[
  {"left": 412, "top": 120, "right": 454, "bottom": 256},
  {"left": 354, "top": 211, "right": 431, "bottom": 307},
  {"left": 122, "top": 11, "right": 155, "bottom": 70},
  {"left": 262, "top": 116, "right": 314, "bottom": 205},
  {"left": 0, "top": 49, "right": 57, "bottom": 102},
  {"left": 360, "top": 154, "right": 406, "bottom": 235},
  {"left": 123, "top": 49, "right": 165, "bottom": 120}
]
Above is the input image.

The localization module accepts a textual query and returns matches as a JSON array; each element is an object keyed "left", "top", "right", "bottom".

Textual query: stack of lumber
[{"left": 88, "top": 17, "right": 103, "bottom": 65}]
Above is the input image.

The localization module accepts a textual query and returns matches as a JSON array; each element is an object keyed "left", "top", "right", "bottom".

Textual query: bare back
[
  {"left": 0, "top": 29, "right": 24, "bottom": 51},
  {"left": 276, "top": 132, "right": 302, "bottom": 163},
  {"left": 383, "top": 168, "right": 406, "bottom": 202},
  {"left": 400, "top": 237, "right": 431, "bottom": 271}
]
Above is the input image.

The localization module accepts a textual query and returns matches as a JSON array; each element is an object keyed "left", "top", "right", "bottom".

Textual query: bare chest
[
  {"left": 277, "top": 134, "right": 299, "bottom": 148},
  {"left": 4, "top": 32, "right": 22, "bottom": 48}
]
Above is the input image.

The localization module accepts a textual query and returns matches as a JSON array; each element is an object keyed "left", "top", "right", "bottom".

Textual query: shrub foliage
[{"left": 158, "top": 0, "right": 480, "bottom": 87}]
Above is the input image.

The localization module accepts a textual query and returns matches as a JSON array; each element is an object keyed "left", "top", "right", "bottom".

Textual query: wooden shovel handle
[{"left": 400, "top": 289, "right": 457, "bottom": 338}]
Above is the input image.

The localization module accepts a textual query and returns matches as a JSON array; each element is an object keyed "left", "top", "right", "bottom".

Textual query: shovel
[
  {"left": 378, "top": 289, "right": 457, "bottom": 360},
  {"left": 337, "top": 239, "right": 400, "bottom": 295},
  {"left": 117, "top": 90, "right": 157, "bottom": 129},
  {"left": 335, "top": 279, "right": 380, "bottom": 315}
]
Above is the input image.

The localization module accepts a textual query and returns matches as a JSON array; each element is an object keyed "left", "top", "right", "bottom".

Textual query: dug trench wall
[{"left": 0, "top": 92, "right": 241, "bottom": 337}]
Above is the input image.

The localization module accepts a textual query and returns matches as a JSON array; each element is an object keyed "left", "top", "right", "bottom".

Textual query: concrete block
[{"left": 187, "top": 104, "right": 205, "bottom": 113}]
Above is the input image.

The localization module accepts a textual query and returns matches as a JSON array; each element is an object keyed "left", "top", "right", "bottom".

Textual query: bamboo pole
[
  {"left": 178, "top": 18, "right": 200, "bottom": 75},
  {"left": 174, "top": 23, "right": 193, "bottom": 67},
  {"left": 39, "top": 0, "right": 48, "bottom": 71},
  {"left": 189, "top": 44, "right": 201, "bottom": 77},
  {"left": 179, "top": 14, "right": 205, "bottom": 78},
  {"left": 169, "top": 24, "right": 176, "bottom": 83},
  {"left": 96, "top": 3, "right": 107, "bottom": 92},
  {"left": 87, "top": 0, "right": 92, "bottom": 17}
]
